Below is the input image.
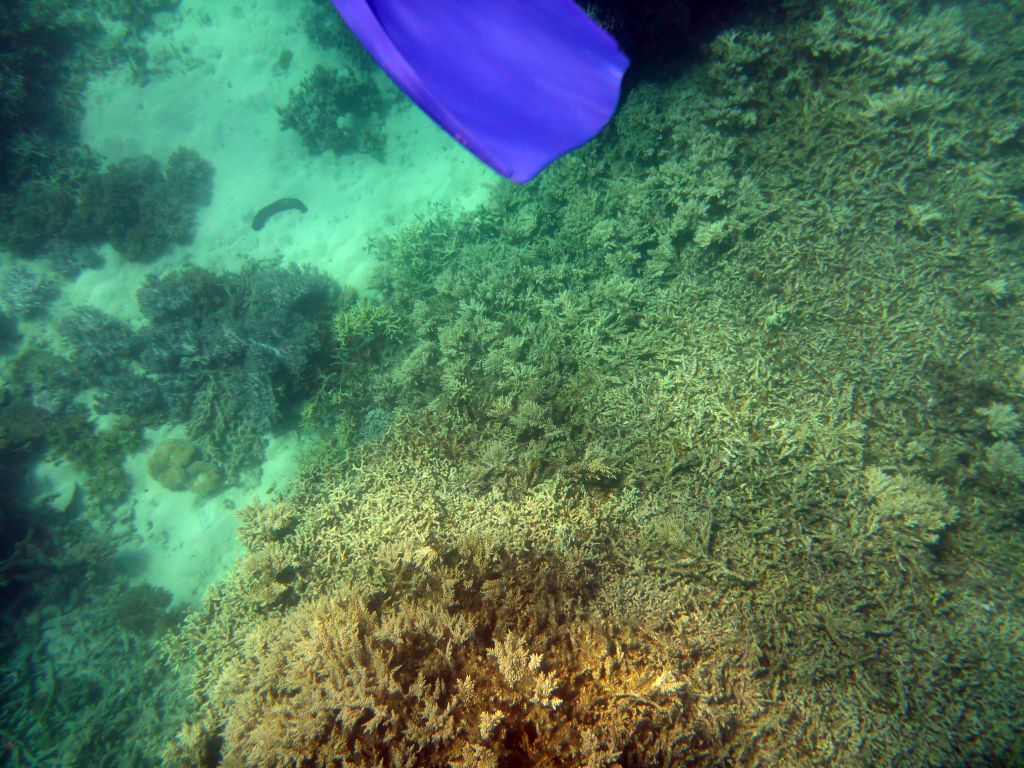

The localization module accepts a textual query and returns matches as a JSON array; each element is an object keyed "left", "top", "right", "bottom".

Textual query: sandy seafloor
[{"left": 27, "top": 0, "right": 495, "bottom": 604}]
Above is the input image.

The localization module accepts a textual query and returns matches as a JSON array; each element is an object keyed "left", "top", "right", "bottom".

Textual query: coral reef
[
  {"left": 0, "top": 534, "right": 189, "bottom": 768},
  {"left": 0, "top": 263, "right": 58, "bottom": 318},
  {"left": 0, "top": 398, "right": 185, "bottom": 768},
  {"left": 147, "top": 438, "right": 223, "bottom": 496},
  {"left": 4, "top": 0, "right": 1020, "bottom": 765},
  {"left": 300, "top": 0, "right": 377, "bottom": 75},
  {"left": 42, "top": 259, "right": 340, "bottom": 481},
  {"left": 0, "top": 180, "right": 75, "bottom": 256},
  {"left": 977, "top": 401, "right": 1021, "bottom": 438},
  {"left": 1, "top": 147, "right": 213, "bottom": 262},
  {"left": 8, "top": 345, "right": 82, "bottom": 415},
  {"left": 57, "top": 306, "right": 140, "bottom": 380},
  {"left": 69, "top": 148, "right": 214, "bottom": 261},
  {"left": 588, "top": 0, "right": 758, "bottom": 65},
  {"left": 981, "top": 440, "right": 1024, "bottom": 491},
  {"left": 166, "top": 1, "right": 1024, "bottom": 765},
  {"left": 47, "top": 238, "right": 103, "bottom": 278},
  {"left": 56, "top": 306, "right": 165, "bottom": 419},
  {"left": 47, "top": 412, "right": 143, "bottom": 511},
  {"left": 136, "top": 259, "right": 339, "bottom": 478},
  {"left": 278, "top": 65, "right": 390, "bottom": 158},
  {"left": 1, "top": 257, "right": 338, "bottom": 515},
  {"left": 0, "top": 311, "right": 18, "bottom": 353},
  {"left": 111, "top": 583, "right": 183, "bottom": 636},
  {"left": 0, "top": 0, "right": 179, "bottom": 261},
  {"left": 301, "top": 295, "right": 403, "bottom": 437},
  {"left": 0, "top": 0, "right": 96, "bottom": 192},
  {"left": 94, "top": 0, "right": 181, "bottom": 32},
  {"left": 860, "top": 467, "right": 958, "bottom": 548},
  {"left": 191, "top": 550, "right": 702, "bottom": 768}
]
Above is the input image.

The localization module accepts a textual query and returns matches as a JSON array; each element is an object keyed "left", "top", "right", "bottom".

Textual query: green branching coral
[
  {"left": 69, "top": 148, "right": 214, "bottom": 261},
  {"left": 332, "top": 297, "right": 403, "bottom": 356},
  {"left": 300, "top": 0, "right": 376, "bottom": 75},
  {"left": 977, "top": 402, "right": 1022, "bottom": 438},
  {"left": 860, "top": 467, "right": 958, "bottom": 548},
  {"left": 301, "top": 296, "right": 404, "bottom": 441},
  {"left": 804, "top": 1, "right": 982, "bottom": 81},
  {"left": 48, "top": 412, "right": 142, "bottom": 512},
  {"left": 278, "top": 65, "right": 390, "bottom": 158},
  {"left": 163, "top": 1, "right": 1024, "bottom": 766},
  {"left": 0, "top": 0, "right": 97, "bottom": 193}
]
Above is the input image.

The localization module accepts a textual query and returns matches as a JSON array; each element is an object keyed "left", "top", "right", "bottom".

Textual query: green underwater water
[{"left": 2, "top": 0, "right": 1024, "bottom": 766}]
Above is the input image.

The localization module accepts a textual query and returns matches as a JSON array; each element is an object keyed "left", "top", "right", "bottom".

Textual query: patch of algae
[{"left": 164, "top": 0, "right": 1024, "bottom": 765}]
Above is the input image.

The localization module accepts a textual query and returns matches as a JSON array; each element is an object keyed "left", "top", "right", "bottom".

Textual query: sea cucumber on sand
[{"left": 252, "top": 198, "right": 307, "bottom": 230}]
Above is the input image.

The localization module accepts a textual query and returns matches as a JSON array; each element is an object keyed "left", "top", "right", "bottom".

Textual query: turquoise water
[{"left": 1, "top": 0, "right": 1022, "bottom": 766}]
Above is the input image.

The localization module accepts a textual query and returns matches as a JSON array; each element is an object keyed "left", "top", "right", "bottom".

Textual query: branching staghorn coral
[
  {"left": 168, "top": 541, "right": 705, "bottom": 768},
  {"left": 163, "top": 1, "right": 1024, "bottom": 766}
]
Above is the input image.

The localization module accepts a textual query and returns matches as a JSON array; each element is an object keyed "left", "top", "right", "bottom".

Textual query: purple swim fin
[{"left": 329, "top": 0, "right": 629, "bottom": 183}]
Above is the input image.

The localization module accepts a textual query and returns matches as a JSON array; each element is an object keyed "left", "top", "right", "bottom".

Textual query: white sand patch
[{"left": 80, "top": 0, "right": 496, "bottom": 285}]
